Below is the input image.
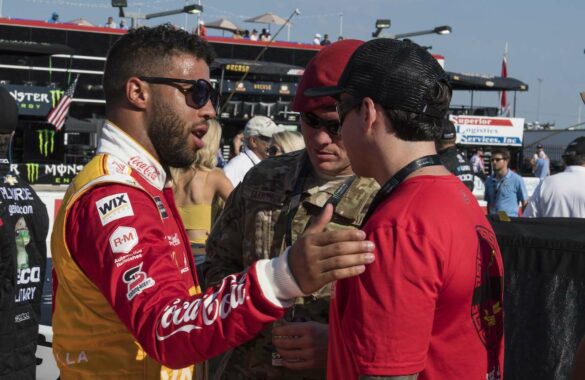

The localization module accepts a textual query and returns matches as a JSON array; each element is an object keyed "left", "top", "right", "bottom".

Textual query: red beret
[{"left": 292, "top": 39, "right": 364, "bottom": 113}]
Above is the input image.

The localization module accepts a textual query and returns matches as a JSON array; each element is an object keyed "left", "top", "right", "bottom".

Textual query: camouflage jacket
[{"left": 204, "top": 150, "right": 379, "bottom": 380}]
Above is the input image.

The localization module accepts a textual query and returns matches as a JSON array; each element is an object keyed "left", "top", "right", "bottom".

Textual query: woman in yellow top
[{"left": 172, "top": 119, "right": 233, "bottom": 282}]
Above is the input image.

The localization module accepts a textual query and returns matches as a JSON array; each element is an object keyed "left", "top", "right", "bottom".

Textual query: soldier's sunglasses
[
  {"left": 300, "top": 112, "right": 341, "bottom": 136},
  {"left": 139, "top": 76, "right": 220, "bottom": 110}
]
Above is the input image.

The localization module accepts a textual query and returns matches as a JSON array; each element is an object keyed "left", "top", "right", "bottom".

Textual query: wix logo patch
[{"left": 96, "top": 193, "right": 134, "bottom": 226}]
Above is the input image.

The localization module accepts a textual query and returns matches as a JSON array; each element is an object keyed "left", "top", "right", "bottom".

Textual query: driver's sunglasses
[
  {"left": 139, "top": 76, "right": 220, "bottom": 110},
  {"left": 300, "top": 112, "right": 341, "bottom": 136}
]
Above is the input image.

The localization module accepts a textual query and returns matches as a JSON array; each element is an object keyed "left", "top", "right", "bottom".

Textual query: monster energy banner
[
  {"left": 7, "top": 163, "right": 83, "bottom": 185},
  {"left": 1, "top": 84, "right": 64, "bottom": 117},
  {"left": 23, "top": 126, "right": 64, "bottom": 162}
]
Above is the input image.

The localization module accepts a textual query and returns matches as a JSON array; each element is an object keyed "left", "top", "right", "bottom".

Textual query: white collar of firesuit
[{"left": 98, "top": 121, "right": 167, "bottom": 190}]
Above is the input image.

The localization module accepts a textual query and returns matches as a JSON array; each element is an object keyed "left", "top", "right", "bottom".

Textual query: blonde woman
[
  {"left": 172, "top": 119, "right": 233, "bottom": 281},
  {"left": 267, "top": 130, "right": 305, "bottom": 156}
]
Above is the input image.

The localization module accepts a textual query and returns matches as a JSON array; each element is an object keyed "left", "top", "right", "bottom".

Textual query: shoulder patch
[
  {"left": 109, "top": 226, "right": 139, "bottom": 254},
  {"left": 96, "top": 192, "right": 134, "bottom": 226}
]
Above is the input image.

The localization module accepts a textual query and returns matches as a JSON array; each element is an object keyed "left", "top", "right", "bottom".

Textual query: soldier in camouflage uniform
[{"left": 204, "top": 39, "right": 379, "bottom": 380}]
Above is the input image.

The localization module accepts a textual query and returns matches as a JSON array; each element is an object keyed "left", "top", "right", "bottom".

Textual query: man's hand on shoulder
[{"left": 288, "top": 204, "right": 375, "bottom": 294}]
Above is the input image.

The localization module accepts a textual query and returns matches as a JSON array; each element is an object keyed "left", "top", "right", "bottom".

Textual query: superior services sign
[{"left": 450, "top": 115, "right": 524, "bottom": 146}]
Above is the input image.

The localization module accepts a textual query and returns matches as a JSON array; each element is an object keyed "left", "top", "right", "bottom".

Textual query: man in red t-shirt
[{"left": 306, "top": 39, "right": 504, "bottom": 379}]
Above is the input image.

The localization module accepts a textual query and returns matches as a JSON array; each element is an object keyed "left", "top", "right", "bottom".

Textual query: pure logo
[{"left": 95, "top": 193, "right": 134, "bottom": 226}]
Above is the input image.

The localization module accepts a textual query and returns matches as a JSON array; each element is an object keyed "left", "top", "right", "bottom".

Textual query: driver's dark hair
[{"left": 103, "top": 24, "right": 216, "bottom": 103}]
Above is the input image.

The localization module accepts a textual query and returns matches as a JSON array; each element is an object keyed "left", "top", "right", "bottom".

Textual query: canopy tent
[
  {"left": 447, "top": 72, "right": 529, "bottom": 92},
  {"left": 66, "top": 18, "right": 95, "bottom": 27},
  {"left": 211, "top": 58, "right": 304, "bottom": 77},
  {"left": 244, "top": 12, "right": 290, "bottom": 32},
  {"left": 205, "top": 18, "right": 240, "bottom": 33},
  {"left": 0, "top": 39, "right": 74, "bottom": 56}
]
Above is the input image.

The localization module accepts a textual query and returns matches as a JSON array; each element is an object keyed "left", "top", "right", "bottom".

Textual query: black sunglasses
[
  {"left": 266, "top": 144, "right": 282, "bottom": 157},
  {"left": 335, "top": 98, "right": 362, "bottom": 129},
  {"left": 300, "top": 112, "right": 341, "bottom": 136},
  {"left": 139, "top": 76, "right": 220, "bottom": 110}
]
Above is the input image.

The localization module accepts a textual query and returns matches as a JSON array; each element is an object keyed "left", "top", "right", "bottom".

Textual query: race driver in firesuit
[{"left": 50, "top": 24, "right": 375, "bottom": 379}]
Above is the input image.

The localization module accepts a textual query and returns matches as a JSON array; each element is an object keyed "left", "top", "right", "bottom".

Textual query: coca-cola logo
[
  {"left": 128, "top": 156, "right": 160, "bottom": 182},
  {"left": 156, "top": 273, "right": 247, "bottom": 341}
]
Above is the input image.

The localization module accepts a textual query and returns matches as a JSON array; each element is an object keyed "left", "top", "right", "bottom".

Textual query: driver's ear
[{"left": 126, "top": 77, "right": 149, "bottom": 110}]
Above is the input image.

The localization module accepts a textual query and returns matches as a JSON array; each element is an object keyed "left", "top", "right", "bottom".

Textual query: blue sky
[{"left": 2, "top": 0, "right": 584, "bottom": 129}]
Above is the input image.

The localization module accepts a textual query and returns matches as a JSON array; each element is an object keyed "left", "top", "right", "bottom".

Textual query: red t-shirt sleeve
[
  {"left": 341, "top": 224, "right": 445, "bottom": 376},
  {"left": 65, "top": 184, "right": 285, "bottom": 369}
]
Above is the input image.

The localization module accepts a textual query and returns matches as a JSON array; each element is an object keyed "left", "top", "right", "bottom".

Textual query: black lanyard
[
  {"left": 284, "top": 159, "right": 356, "bottom": 246},
  {"left": 360, "top": 154, "right": 443, "bottom": 228}
]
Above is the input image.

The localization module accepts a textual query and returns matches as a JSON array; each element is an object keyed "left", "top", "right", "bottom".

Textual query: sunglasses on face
[
  {"left": 266, "top": 144, "right": 282, "bottom": 157},
  {"left": 491, "top": 157, "right": 505, "bottom": 162},
  {"left": 335, "top": 98, "right": 362, "bottom": 130},
  {"left": 300, "top": 112, "right": 341, "bottom": 136},
  {"left": 139, "top": 76, "right": 220, "bottom": 110}
]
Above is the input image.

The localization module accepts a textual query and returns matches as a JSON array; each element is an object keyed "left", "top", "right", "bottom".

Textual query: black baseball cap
[
  {"left": 563, "top": 137, "right": 585, "bottom": 157},
  {"left": 439, "top": 119, "right": 456, "bottom": 140},
  {"left": 305, "top": 38, "right": 451, "bottom": 119}
]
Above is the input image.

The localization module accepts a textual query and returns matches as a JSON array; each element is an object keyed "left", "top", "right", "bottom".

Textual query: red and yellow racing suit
[{"left": 51, "top": 122, "right": 300, "bottom": 379}]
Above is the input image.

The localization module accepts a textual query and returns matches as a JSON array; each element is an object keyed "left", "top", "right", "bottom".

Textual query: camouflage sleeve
[{"left": 204, "top": 182, "right": 246, "bottom": 287}]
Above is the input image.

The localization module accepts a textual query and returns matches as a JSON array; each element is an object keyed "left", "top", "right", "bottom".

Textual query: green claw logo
[
  {"left": 26, "top": 163, "right": 40, "bottom": 183},
  {"left": 50, "top": 90, "right": 64, "bottom": 108},
  {"left": 38, "top": 129, "right": 55, "bottom": 157}
]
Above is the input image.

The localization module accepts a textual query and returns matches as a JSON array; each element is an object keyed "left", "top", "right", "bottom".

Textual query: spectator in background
[
  {"left": 470, "top": 147, "right": 486, "bottom": 180},
  {"left": 223, "top": 116, "right": 282, "bottom": 186},
  {"left": 267, "top": 130, "right": 305, "bottom": 156},
  {"left": 337, "top": 36, "right": 344, "bottom": 41},
  {"left": 435, "top": 119, "right": 474, "bottom": 191},
  {"left": 196, "top": 20, "right": 207, "bottom": 37},
  {"left": 105, "top": 16, "right": 117, "bottom": 28},
  {"left": 524, "top": 137, "right": 585, "bottom": 218},
  {"left": 485, "top": 148, "right": 528, "bottom": 217},
  {"left": 119, "top": 19, "right": 128, "bottom": 30},
  {"left": 47, "top": 12, "right": 59, "bottom": 23},
  {"left": 320, "top": 34, "right": 331, "bottom": 46},
  {"left": 250, "top": 29, "right": 259, "bottom": 41},
  {"left": 243, "top": 29, "right": 251, "bottom": 39},
  {"left": 171, "top": 119, "right": 233, "bottom": 283},
  {"left": 260, "top": 28, "right": 271, "bottom": 41},
  {"left": 229, "top": 129, "right": 244, "bottom": 159},
  {"left": 531, "top": 144, "right": 550, "bottom": 180},
  {"left": 0, "top": 86, "right": 49, "bottom": 379},
  {"left": 313, "top": 33, "right": 322, "bottom": 45}
]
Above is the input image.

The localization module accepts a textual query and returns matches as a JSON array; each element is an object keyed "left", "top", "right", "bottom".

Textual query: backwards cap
[
  {"left": 292, "top": 39, "right": 364, "bottom": 113},
  {"left": 306, "top": 38, "right": 451, "bottom": 119}
]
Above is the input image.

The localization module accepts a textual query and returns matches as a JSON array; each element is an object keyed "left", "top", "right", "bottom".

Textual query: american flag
[
  {"left": 499, "top": 43, "right": 510, "bottom": 117},
  {"left": 47, "top": 75, "right": 79, "bottom": 131}
]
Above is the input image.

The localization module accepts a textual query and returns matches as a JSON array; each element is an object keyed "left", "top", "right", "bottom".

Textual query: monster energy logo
[
  {"left": 26, "top": 163, "right": 40, "bottom": 183},
  {"left": 50, "top": 90, "right": 64, "bottom": 108},
  {"left": 38, "top": 129, "right": 55, "bottom": 157}
]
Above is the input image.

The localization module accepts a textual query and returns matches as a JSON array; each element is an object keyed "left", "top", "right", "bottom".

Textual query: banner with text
[{"left": 450, "top": 115, "right": 524, "bottom": 146}]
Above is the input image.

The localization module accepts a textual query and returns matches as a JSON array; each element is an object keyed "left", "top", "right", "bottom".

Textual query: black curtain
[{"left": 490, "top": 217, "right": 585, "bottom": 379}]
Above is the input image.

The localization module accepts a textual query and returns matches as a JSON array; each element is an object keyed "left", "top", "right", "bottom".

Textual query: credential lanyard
[{"left": 360, "top": 154, "right": 443, "bottom": 228}]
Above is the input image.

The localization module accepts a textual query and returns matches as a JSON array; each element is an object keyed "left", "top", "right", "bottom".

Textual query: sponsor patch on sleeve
[
  {"left": 109, "top": 226, "right": 139, "bottom": 254},
  {"left": 123, "top": 263, "right": 155, "bottom": 300},
  {"left": 96, "top": 192, "right": 134, "bottom": 226}
]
